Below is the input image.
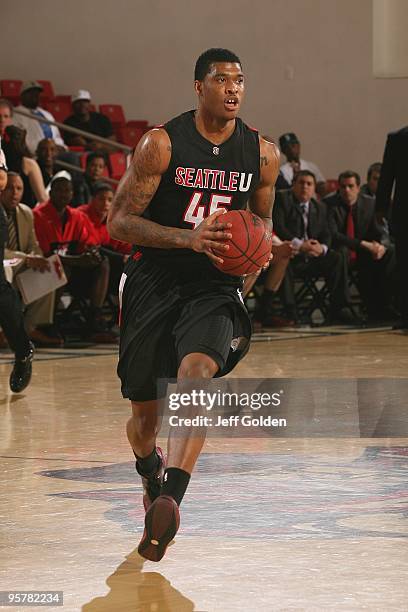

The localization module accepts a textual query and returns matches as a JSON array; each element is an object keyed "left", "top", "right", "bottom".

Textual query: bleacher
[{"left": 0, "top": 78, "right": 153, "bottom": 183}]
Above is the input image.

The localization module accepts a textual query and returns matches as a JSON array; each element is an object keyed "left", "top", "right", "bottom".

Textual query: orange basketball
[{"left": 213, "top": 210, "right": 272, "bottom": 275}]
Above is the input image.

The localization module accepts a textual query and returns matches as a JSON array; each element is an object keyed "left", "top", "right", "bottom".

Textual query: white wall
[{"left": 2, "top": 0, "right": 408, "bottom": 178}]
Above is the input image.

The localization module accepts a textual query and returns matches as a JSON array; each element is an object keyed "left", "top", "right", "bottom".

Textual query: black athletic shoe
[
  {"left": 136, "top": 447, "right": 166, "bottom": 511},
  {"left": 9, "top": 342, "right": 34, "bottom": 393},
  {"left": 138, "top": 495, "right": 180, "bottom": 562}
]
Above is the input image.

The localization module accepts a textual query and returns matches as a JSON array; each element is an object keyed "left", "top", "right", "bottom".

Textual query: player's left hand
[{"left": 189, "top": 210, "right": 233, "bottom": 264}]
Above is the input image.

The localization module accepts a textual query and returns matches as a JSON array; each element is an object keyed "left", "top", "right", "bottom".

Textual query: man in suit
[
  {"left": 376, "top": 127, "right": 408, "bottom": 329},
  {"left": 325, "top": 170, "right": 396, "bottom": 321},
  {"left": 0, "top": 147, "right": 34, "bottom": 392},
  {"left": 0, "top": 172, "right": 62, "bottom": 346},
  {"left": 273, "top": 170, "right": 351, "bottom": 322}
]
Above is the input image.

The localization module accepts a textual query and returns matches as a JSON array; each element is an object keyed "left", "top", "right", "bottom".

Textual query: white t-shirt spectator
[
  {"left": 13, "top": 105, "right": 66, "bottom": 155},
  {"left": 280, "top": 159, "right": 325, "bottom": 185}
]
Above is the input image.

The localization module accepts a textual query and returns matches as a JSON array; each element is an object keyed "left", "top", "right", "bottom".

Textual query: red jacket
[
  {"left": 33, "top": 201, "right": 97, "bottom": 256},
  {"left": 77, "top": 204, "right": 131, "bottom": 255}
]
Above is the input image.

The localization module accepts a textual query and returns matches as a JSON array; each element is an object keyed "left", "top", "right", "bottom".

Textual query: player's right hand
[{"left": 189, "top": 210, "right": 232, "bottom": 265}]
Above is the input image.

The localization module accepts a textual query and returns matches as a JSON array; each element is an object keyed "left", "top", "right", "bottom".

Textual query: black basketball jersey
[{"left": 140, "top": 110, "right": 260, "bottom": 273}]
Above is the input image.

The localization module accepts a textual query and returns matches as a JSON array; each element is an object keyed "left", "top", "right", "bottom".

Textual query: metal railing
[
  {"left": 13, "top": 106, "right": 136, "bottom": 184},
  {"left": 13, "top": 106, "right": 133, "bottom": 153}
]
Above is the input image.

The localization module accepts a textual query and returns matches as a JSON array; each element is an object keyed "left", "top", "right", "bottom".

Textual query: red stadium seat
[
  {"left": 0, "top": 79, "right": 22, "bottom": 104},
  {"left": 38, "top": 80, "right": 55, "bottom": 102},
  {"left": 126, "top": 120, "right": 149, "bottom": 131},
  {"left": 116, "top": 126, "right": 144, "bottom": 148},
  {"left": 44, "top": 100, "right": 71, "bottom": 122},
  {"left": 109, "top": 152, "right": 127, "bottom": 181},
  {"left": 54, "top": 94, "right": 72, "bottom": 105},
  {"left": 99, "top": 104, "right": 126, "bottom": 126}
]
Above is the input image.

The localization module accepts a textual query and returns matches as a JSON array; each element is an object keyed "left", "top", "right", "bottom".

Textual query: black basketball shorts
[{"left": 117, "top": 255, "right": 251, "bottom": 402}]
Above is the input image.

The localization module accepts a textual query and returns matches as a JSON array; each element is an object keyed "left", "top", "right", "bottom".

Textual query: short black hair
[
  {"left": 367, "top": 162, "right": 382, "bottom": 180},
  {"left": 194, "top": 48, "right": 242, "bottom": 81},
  {"left": 86, "top": 151, "right": 107, "bottom": 168},
  {"left": 338, "top": 170, "right": 361, "bottom": 186},
  {"left": 91, "top": 180, "right": 113, "bottom": 196},
  {"left": 293, "top": 169, "right": 316, "bottom": 185}
]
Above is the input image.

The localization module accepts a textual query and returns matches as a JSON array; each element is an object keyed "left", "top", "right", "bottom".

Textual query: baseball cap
[
  {"left": 20, "top": 80, "right": 44, "bottom": 94},
  {"left": 279, "top": 132, "right": 300, "bottom": 149},
  {"left": 49, "top": 170, "right": 72, "bottom": 185},
  {"left": 72, "top": 89, "right": 91, "bottom": 103}
]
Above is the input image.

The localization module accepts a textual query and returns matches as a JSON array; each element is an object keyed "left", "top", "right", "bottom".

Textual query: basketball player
[{"left": 108, "top": 48, "right": 279, "bottom": 561}]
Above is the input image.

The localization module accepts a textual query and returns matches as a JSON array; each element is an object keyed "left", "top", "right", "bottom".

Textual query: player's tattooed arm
[
  {"left": 249, "top": 137, "right": 280, "bottom": 234},
  {"left": 108, "top": 129, "right": 232, "bottom": 258},
  {"left": 108, "top": 129, "right": 178, "bottom": 245}
]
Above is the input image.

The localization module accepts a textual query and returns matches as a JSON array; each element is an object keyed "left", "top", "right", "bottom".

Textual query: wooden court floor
[{"left": 1, "top": 327, "right": 407, "bottom": 611}]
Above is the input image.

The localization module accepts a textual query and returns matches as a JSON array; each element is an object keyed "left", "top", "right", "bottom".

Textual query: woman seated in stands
[
  {"left": 2, "top": 125, "right": 47, "bottom": 207},
  {"left": 0, "top": 98, "right": 13, "bottom": 138},
  {"left": 72, "top": 151, "right": 108, "bottom": 206}
]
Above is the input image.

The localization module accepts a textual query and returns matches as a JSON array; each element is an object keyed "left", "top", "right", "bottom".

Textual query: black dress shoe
[{"left": 9, "top": 342, "right": 35, "bottom": 393}]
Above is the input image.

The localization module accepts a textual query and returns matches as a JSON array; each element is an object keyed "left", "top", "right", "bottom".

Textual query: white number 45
[{"left": 183, "top": 192, "right": 232, "bottom": 229}]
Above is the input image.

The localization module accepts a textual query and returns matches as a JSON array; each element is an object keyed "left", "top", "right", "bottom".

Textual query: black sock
[
  {"left": 161, "top": 467, "right": 191, "bottom": 506},
  {"left": 134, "top": 448, "right": 160, "bottom": 476}
]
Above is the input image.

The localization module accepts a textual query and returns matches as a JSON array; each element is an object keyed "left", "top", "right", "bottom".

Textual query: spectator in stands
[
  {"left": 36, "top": 138, "right": 85, "bottom": 199},
  {"left": 36, "top": 138, "right": 58, "bottom": 188},
  {"left": 0, "top": 145, "right": 34, "bottom": 392},
  {"left": 1, "top": 172, "right": 62, "bottom": 346},
  {"left": 63, "top": 90, "right": 115, "bottom": 150},
  {"left": 279, "top": 132, "right": 326, "bottom": 197},
  {"left": 77, "top": 181, "right": 130, "bottom": 292},
  {"left": 325, "top": 170, "right": 397, "bottom": 322},
  {"left": 13, "top": 81, "right": 66, "bottom": 155},
  {"left": 33, "top": 176, "right": 116, "bottom": 342},
  {"left": 0, "top": 98, "right": 13, "bottom": 137},
  {"left": 360, "top": 162, "right": 392, "bottom": 247},
  {"left": 248, "top": 236, "right": 297, "bottom": 327},
  {"left": 361, "top": 162, "right": 381, "bottom": 197},
  {"left": 2, "top": 125, "right": 47, "bottom": 207},
  {"left": 273, "top": 170, "right": 353, "bottom": 323},
  {"left": 72, "top": 152, "right": 109, "bottom": 206},
  {"left": 262, "top": 135, "right": 291, "bottom": 190}
]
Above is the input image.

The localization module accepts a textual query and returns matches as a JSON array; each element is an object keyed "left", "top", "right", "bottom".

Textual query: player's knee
[{"left": 177, "top": 353, "right": 219, "bottom": 380}]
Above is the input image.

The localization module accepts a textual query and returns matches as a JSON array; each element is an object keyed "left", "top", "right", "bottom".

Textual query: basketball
[{"left": 213, "top": 210, "right": 272, "bottom": 275}]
